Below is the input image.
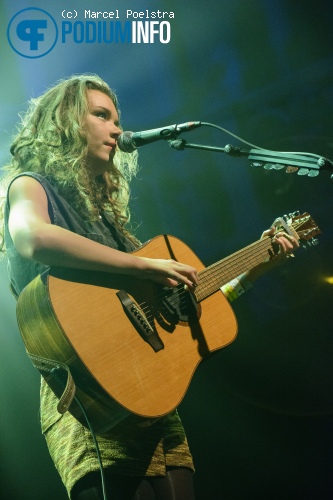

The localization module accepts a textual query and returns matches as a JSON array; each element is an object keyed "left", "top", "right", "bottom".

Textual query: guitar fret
[{"left": 195, "top": 238, "right": 272, "bottom": 302}]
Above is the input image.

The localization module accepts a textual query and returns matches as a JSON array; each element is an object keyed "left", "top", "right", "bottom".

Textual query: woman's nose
[{"left": 110, "top": 123, "right": 122, "bottom": 139}]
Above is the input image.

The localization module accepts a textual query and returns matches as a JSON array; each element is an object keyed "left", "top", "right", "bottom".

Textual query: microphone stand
[{"left": 168, "top": 138, "right": 333, "bottom": 179}]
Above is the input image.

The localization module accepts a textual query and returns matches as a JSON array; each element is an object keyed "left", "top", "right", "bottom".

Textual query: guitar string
[
  {"left": 195, "top": 238, "right": 272, "bottom": 300},
  {"left": 135, "top": 219, "right": 308, "bottom": 324},
  {"left": 195, "top": 218, "right": 308, "bottom": 300},
  {"left": 139, "top": 233, "right": 289, "bottom": 319},
  {"left": 136, "top": 237, "right": 273, "bottom": 325},
  {"left": 139, "top": 227, "right": 300, "bottom": 318},
  {"left": 178, "top": 215, "right": 305, "bottom": 300}
]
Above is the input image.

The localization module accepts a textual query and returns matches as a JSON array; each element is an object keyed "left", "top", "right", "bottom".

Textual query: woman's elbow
[{"left": 13, "top": 227, "right": 50, "bottom": 261}]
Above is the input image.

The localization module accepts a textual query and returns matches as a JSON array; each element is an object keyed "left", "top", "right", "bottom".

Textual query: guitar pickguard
[
  {"left": 157, "top": 285, "right": 199, "bottom": 324},
  {"left": 117, "top": 285, "right": 200, "bottom": 347}
]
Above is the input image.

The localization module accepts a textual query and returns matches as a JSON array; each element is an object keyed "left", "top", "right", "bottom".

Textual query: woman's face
[{"left": 83, "top": 89, "right": 122, "bottom": 175}]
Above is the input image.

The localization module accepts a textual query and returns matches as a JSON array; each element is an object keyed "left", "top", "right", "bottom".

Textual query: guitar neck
[{"left": 195, "top": 236, "right": 272, "bottom": 302}]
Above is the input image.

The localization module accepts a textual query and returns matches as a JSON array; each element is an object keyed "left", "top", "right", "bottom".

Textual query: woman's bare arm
[{"left": 8, "top": 176, "right": 198, "bottom": 289}]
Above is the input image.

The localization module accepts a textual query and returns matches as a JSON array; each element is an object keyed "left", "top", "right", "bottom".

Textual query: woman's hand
[
  {"left": 244, "top": 226, "right": 300, "bottom": 284},
  {"left": 136, "top": 257, "right": 198, "bottom": 290},
  {"left": 265, "top": 226, "right": 299, "bottom": 262}
]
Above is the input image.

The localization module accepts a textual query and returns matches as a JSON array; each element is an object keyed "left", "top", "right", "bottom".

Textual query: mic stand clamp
[{"left": 168, "top": 139, "right": 245, "bottom": 156}]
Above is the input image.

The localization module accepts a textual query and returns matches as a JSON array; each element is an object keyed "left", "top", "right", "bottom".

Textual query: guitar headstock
[{"left": 273, "top": 212, "right": 321, "bottom": 247}]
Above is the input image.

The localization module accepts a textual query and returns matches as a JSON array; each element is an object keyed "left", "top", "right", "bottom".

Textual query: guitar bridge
[{"left": 116, "top": 290, "right": 164, "bottom": 352}]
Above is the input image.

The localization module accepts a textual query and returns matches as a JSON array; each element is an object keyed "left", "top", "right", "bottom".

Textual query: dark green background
[{"left": 0, "top": 1, "right": 332, "bottom": 498}]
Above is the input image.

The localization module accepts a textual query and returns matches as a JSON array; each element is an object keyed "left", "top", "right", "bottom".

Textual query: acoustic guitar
[{"left": 16, "top": 212, "right": 319, "bottom": 433}]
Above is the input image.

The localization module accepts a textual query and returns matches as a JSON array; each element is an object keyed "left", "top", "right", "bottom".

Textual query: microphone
[{"left": 117, "top": 121, "right": 202, "bottom": 153}]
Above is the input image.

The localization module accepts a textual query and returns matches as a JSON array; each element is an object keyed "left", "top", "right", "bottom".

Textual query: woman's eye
[{"left": 95, "top": 111, "right": 107, "bottom": 119}]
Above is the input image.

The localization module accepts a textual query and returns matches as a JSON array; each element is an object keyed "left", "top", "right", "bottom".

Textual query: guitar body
[{"left": 17, "top": 235, "right": 238, "bottom": 432}]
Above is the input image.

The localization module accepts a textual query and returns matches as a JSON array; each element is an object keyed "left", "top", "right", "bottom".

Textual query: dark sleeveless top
[{"left": 4, "top": 172, "right": 136, "bottom": 296}]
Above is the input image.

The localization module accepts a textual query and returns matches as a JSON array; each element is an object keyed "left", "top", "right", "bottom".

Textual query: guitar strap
[{"left": 26, "top": 351, "right": 76, "bottom": 414}]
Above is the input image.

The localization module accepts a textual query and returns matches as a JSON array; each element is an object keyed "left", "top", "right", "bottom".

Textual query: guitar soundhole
[{"left": 158, "top": 286, "right": 198, "bottom": 324}]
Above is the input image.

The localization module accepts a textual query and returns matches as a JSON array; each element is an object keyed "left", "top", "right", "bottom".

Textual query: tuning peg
[
  {"left": 272, "top": 163, "right": 285, "bottom": 170},
  {"left": 286, "top": 211, "right": 300, "bottom": 221},
  {"left": 311, "top": 238, "right": 319, "bottom": 246},
  {"left": 264, "top": 163, "right": 274, "bottom": 170},
  {"left": 308, "top": 170, "right": 319, "bottom": 177}
]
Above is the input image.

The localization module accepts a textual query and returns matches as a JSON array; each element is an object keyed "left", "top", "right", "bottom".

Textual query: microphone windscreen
[{"left": 117, "top": 131, "right": 136, "bottom": 153}]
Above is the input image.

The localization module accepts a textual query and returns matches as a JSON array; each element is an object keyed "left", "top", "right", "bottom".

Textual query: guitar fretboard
[{"left": 195, "top": 237, "right": 273, "bottom": 302}]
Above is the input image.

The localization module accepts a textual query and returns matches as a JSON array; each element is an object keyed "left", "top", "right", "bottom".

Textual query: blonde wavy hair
[{"left": 0, "top": 74, "right": 139, "bottom": 252}]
